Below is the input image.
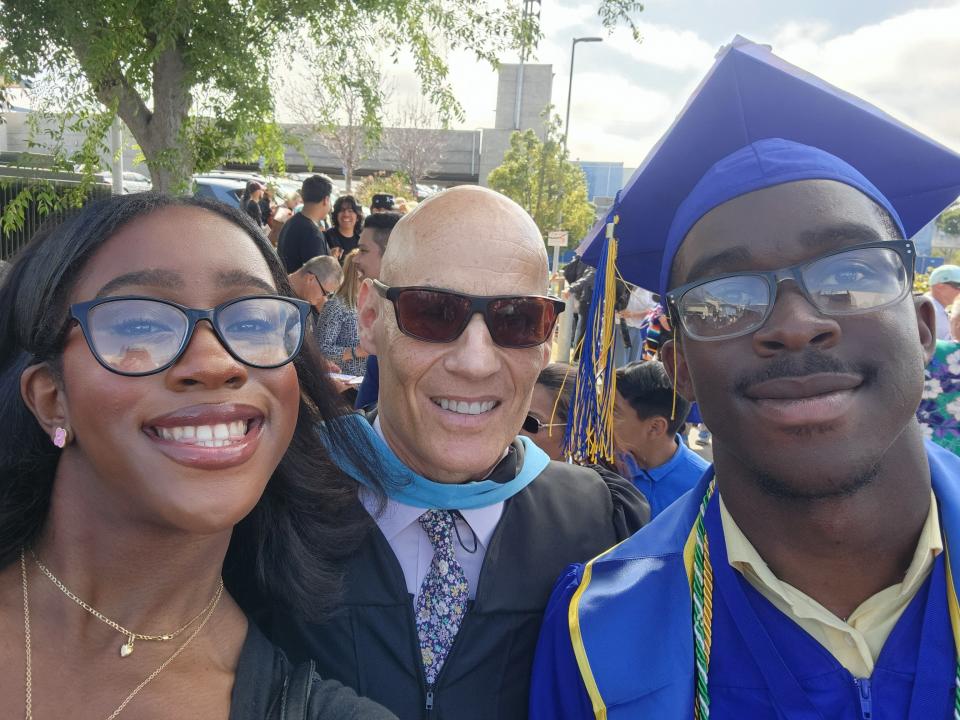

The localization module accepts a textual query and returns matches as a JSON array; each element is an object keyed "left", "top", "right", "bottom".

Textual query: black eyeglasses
[
  {"left": 372, "top": 280, "right": 565, "bottom": 349},
  {"left": 68, "top": 295, "right": 312, "bottom": 376},
  {"left": 522, "top": 415, "right": 566, "bottom": 435},
  {"left": 313, "top": 275, "right": 336, "bottom": 300},
  {"left": 666, "top": 240, "right": 915, "bottom": 341}
]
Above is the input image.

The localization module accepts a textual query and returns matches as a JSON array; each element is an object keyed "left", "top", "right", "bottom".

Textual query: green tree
[
  {"left": 284, "top": 48, "right": 390, "bottom": 194},
  {"left": 354, "top": 171, "right": 412, "bottom": 209},
  {"left": 0, "top": 0, "right": 641, "bottom": 228},
  {"left": 938, "top": 206, "right": 960, "bottom": 236},
  {"left": 487, "top": 113, "right": 595, "bottom": 243},
  {"left": 0, "top": 1, "right": 538, "bottom": 195}
]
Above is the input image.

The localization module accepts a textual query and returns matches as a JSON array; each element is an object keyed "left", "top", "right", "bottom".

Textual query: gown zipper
[{"left": 855, "top": 678, "right": 873, "bottom": 720}]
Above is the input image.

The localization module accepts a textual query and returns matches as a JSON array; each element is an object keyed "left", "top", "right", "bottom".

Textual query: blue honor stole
[{"left": 319, "top": 412, "right": 551, "bottom": 510}]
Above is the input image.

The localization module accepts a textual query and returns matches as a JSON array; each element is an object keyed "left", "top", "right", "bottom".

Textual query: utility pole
[
  {"left": 563, "top": 37, "right": 602, "bottom": 155},
  {"left": 513, "top": 0, "right": 541, "bottom": 130}
]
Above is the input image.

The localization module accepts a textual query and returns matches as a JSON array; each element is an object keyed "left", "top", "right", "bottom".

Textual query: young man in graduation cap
[{"left": 529, "top": 37, "right": 960, "bottom": 719}]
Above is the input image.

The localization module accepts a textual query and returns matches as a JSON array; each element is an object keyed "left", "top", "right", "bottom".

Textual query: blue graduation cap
[{"left": 578, "top": 36, "right": 960, "bottom": 296}]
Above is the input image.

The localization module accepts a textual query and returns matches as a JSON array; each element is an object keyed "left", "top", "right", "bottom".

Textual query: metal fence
[{"left": 0, "top": 165, "right": 112, "bottom": 261}]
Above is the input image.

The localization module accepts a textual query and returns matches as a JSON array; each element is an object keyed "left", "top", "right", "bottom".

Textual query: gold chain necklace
[
  {"left": 21, "top": 548, "right": 223, "bottom": 720},
  {"left": 31, "top": 550, "right": 222, "bottom": 657}
]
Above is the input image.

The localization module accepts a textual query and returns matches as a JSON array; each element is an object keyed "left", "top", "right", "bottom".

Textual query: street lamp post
[{"left": 563, "top": 36, "right": 602, "bottom": 155}]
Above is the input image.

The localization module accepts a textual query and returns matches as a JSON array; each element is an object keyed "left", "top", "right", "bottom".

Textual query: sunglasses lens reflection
[
  {"left": 395, "top": 290, "right": 473, "bottom": 343},
  {"left": 488, "top": 297, "right": 558, "bottom": 347},
  {"left": 393, "top": 289, "right": 558, "bottom": 348}
]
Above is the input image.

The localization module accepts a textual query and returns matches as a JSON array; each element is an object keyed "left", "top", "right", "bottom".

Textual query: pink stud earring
[{"left": 53, "top": 427, "right": 69, "bottom": 449}]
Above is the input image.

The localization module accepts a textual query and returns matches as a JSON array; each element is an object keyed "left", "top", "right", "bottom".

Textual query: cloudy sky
[{"left": 381, "top": 0, "right": 960, "bottom": 167}]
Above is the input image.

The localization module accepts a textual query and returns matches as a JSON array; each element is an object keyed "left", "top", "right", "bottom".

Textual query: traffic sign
[{"left": 547, "top": 231, "right": 568, "bottom": 247}]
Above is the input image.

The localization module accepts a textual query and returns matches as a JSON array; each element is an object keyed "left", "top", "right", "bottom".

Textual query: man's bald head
[
  {"left": 357, "top": 185, "right": 554, "bottom": 484},
  {"left": 380, "top": 186, "right": 548, "bottom": 289}
]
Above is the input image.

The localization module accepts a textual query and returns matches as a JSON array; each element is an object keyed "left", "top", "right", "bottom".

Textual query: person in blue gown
[{"left": 529, "top": 36, "right": 960, "bottom": 719}]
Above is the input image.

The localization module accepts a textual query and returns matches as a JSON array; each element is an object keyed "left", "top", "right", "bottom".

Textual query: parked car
[
  {"left": 96, "top": 170, "right": 152, "bottom": 194},
  {"left": 122, "top": 171, "right": 152, "bottom": 193},
  {"left": 195, "top": 171, "right": 311, "bottom": 206},
  {"left": 416, "top": 183, "right": 439, "bottom": 200},
  {"left": 192, "top": 176, "right": 246, "bottom": 208}
]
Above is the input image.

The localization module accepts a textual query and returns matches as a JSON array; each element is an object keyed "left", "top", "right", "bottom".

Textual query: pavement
[{"left": 686, "top": 426, "right": 714, "bottom": 463}]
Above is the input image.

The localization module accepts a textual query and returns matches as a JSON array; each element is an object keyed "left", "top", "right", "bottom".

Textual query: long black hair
[{"left": 0, "top": 193, "right": 381, "bottom": 620}]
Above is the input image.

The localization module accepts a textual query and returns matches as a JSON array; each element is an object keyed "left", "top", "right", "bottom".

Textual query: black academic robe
[{"left": 256, "top": 446, "right": 648, "bottom": 720}]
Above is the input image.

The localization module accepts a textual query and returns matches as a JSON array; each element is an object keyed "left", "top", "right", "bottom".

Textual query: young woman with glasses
[{"left": 0, "top": 194, "right": 395, "bottom": 719}]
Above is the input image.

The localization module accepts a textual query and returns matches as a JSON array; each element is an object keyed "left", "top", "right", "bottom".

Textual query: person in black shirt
[
  {"left": 278, "top": 174, "right": 334, "bottom": 272},
  {"left": 325, "top": 195, "right": 363, "bottom": 260},
  {"left": 259, "top": 187, "right": 274, "bottom": 228},
  {"left": 243, "top": 181, "right": 267, "bottom": 228}
]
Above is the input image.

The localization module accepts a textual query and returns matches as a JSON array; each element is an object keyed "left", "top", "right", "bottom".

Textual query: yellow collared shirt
[{"left": 720, "top": 491, "right": 942, "bottom": 678}]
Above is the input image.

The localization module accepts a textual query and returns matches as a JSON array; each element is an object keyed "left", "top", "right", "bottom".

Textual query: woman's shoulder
[
  {"left": 301, "top": 670, "right": 397, "bottom": 720},
  {"left": 317, "top": 297, "right": 345, "bottom": 321},
  {"left": 230, "top": 623, "right": 396, "bottom": 720}
]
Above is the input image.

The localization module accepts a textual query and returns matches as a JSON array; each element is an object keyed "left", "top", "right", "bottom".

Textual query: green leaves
[
  {"left": 0, "top": 0, "right": 643, "bottom": 237},
  {"left": 488, "top": 110, "right": 596, "bottom": 244},
  {"left": 937, "top": 206, "right": 960, "bottom": 236},
  {"left": 597, "top": 0, "right": 645, "bottom": 42}
]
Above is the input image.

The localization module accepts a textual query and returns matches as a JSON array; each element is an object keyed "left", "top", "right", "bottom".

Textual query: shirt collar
[
  {"left": 645, "top": 435, "right": 688, "bottom": 481},
  {"left": 360, "top": 487, "right": 503, "bottom": 549},
  {"left": 365, "top": 415, "right": 509, "bottom": 547},
  {"left": 720, "top": 489, "right": 943, "bottom": 615}
]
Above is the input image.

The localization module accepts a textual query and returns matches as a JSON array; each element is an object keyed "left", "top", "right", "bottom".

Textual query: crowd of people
[{"left": 2, "top": 35, "right": 960, "bottom": 720}]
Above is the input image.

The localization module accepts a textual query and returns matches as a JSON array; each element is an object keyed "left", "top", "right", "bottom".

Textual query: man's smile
[{"left": 743, "top": 373, "right": 865, "bottom": 428}]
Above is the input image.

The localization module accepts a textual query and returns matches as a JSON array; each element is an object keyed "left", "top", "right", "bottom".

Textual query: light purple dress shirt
[{"left": 362, "top": 416, "right": 505, "bottom": 602}]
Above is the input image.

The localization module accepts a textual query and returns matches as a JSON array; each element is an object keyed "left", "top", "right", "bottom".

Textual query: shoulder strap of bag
[{"left": 280, "top": 659, "right": 315, "bottom": 720}]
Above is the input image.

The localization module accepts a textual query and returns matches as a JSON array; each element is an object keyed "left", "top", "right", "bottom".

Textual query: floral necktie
[{"left": 416, "top": 510, "right": 469, "bottom": 685}]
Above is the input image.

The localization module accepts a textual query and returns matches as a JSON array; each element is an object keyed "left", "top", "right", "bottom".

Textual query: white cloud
[
  {"left": 772, "top": 3, "right": 960, "bottom": 152},
  {"left": 282, "top": 3, "right": 960, "bottom": 171},
  {"left": 539, "top": 2, "right": 597, "bottom": 37},
  {"left": 563, "top": 71, "right": 676, "bottom": 161},
  {"left": 545, "top": 23, "right": 716, "bottom": 162},
  {"left": 603, "top": 21, "right": 716, "bottom": 73},
  {"left": 558, "top": 4, "right": 960, "bottom": 163}
]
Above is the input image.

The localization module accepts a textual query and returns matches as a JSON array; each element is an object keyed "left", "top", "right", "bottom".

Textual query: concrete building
[
  {"left": 1, "top": 64, "right": 555, "bottom": 188},
  {"left": 477, "top": 63, "right": 554, "bottom": 185},
  {"left": 578, "top": 161, "right": 624, "bottom": 202}
]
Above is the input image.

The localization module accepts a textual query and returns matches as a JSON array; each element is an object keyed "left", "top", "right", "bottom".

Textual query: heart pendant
[{"left": 120, "top": 641, "right": 134, "bottom": 658}]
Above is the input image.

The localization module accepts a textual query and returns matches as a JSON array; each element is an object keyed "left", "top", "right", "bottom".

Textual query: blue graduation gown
[
  {"left": 529, "top": 441, "right": 960, "bottom": 720},
  {"left": 705, "top": 493, "right": 955, "bottom": 719}
]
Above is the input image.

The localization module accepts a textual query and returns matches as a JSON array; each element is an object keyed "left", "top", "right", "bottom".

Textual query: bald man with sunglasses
[{"left": 260, "top": 186, "right": 647, "bottom": 720}]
